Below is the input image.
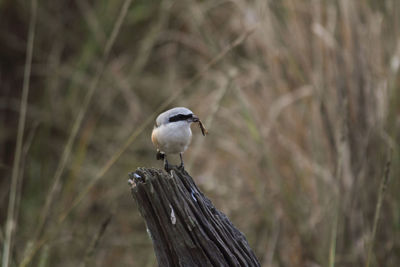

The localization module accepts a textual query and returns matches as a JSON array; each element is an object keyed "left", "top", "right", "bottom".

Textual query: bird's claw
[
  {"left": 178, "top": 162, "right": 185, "bottom": 171},
  {"left": 164, "top": 167, "right": 171, "bottom": 172},
  {"left": 164, "top": 159, "right": 171, "bottom": 172}
]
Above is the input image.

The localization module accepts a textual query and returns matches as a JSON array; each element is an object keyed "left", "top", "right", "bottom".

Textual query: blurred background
[{"left": 1, "top": 0, "right": 399, "bottom": 266}]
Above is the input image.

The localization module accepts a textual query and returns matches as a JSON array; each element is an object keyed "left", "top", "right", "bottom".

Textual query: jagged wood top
[{"left": 128, "top": 167, "right": 260, "bottom": 267}]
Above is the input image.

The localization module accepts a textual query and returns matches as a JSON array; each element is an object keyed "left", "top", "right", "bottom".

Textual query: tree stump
[{"left": 128, "top": 166, "right": 260, "bottom": 267}]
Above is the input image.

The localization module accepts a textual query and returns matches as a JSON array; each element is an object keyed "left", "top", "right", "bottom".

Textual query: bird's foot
[
  {"left": 178, "top": 162, "right": 185, "bottom": 171},
  {"left": 178, "top": 153, "right": 185, "bottom": 171},
  {"left": 164, "top": 166, "right": 172, "bottom": 172},
  {"left": 164, "top": 159, "right": 171, "bottom": 172}
]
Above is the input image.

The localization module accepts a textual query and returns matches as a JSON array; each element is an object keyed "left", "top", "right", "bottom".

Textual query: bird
[{"left": 151, "top": 107, "right": 207, "bottom": 171}]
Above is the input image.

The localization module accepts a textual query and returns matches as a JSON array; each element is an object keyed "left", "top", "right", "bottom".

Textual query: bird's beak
[{"left": 191, "top": 115, "right": 199, "bottom": 123}]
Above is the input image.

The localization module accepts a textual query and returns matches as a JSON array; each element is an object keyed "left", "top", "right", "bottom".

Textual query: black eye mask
[{"left": 168, "top": 113, "right": 193, "bottom": 122}]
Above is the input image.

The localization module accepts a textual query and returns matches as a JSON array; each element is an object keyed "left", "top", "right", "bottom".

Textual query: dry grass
[
  {"left": 1, "top": 0, "right": 399, "bottom": 266},
  {"left": 2, "top": 0, "right": 37, "bottom": 265}
]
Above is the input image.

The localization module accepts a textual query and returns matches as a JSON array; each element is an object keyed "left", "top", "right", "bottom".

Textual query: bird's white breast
[{"left": 153, "top": 121, "right": 192, "bottom": 154}]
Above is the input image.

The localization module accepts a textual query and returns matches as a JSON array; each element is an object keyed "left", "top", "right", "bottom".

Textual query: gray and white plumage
[
  {"left": 151, "top": 107, "right": 206, "bottom": 170},
  {"left": 152, "top": 107, "right": 196, "bottom": 154}
]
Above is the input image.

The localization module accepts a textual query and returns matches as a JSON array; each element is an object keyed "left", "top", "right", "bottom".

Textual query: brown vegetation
[{"left": 1, "top": 0, "right": 399, "bottom": 266}]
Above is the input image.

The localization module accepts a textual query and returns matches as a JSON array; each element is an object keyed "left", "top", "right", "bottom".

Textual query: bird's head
[{"left": 155, "top": 107, "right": 207, "bottom": 135}]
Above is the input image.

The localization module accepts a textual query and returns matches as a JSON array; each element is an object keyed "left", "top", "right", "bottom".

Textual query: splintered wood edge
[{"left": 127, "top": 167, "right": 261, "bottom": 267}]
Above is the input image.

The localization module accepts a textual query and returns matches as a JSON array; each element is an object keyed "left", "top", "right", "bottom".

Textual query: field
[{"left": 1, "top": 0, "right": 399, "bottom": 266}]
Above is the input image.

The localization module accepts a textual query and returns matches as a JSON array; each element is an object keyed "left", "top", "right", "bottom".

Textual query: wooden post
[{"left": 129, "top": 167, "right": 261, "bottom": 267}]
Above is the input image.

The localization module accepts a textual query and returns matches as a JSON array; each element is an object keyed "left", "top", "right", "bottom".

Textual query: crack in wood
[{"left": 129, "top": 167, "right": 261, "bottom": 267}]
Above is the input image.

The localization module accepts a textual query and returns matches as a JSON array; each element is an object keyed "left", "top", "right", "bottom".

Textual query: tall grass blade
[
  {"left": 1, "top": 0, "right": 37, "bottom": 266},
  {"left": 365, "top": 151, "right": 392, "bottom": 267}
]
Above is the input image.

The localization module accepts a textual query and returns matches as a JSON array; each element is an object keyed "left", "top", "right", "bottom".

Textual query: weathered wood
[{"left": 129, "top": 167, "right": 260, "bottom": 267}]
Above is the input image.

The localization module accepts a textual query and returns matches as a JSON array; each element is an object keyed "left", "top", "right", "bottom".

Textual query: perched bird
[{"left": 151, "top": 107, "right": 207, "bottom": 171}]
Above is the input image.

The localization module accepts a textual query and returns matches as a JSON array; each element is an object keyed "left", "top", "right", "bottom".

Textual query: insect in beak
[
  {"left": 191, "top": 115, "right": 208, "bottom": 136},
  {"left": 198, "top": 120, "right": 208, "bottom": 136}
]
